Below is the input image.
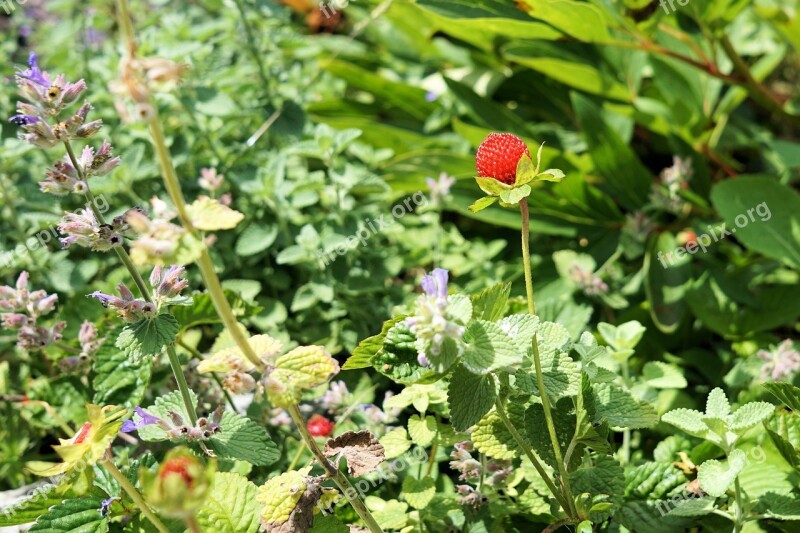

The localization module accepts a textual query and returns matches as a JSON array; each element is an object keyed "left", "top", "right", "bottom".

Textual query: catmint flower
[
  {"left": 78, "top": 321, "right": 103, "bottom": 358},
  {"left": 88, "top": 283, "right": 156, "bottom": 323},
  {"left": 13, "top": 52, "right": 87, "bottom": 113},
  {"left": 121, "top": 407, "right": 163, "bottom": 433},
  {"left": 18, "top": 322, "right": 66, "bottom": 350},
  {"left": 198, "top": 168, "right": 224, "bottom": 192},
  {"left": 568, "top": 263, "right": 608, "bottom": 296},
  {"left": 149, "top": 265, "right": 189, "bottom": 303},
  {"left": 0, "top": 272, "right": 58, "bottom": 318},
  {"left": 126, "top": 198, "right": 194, "bottom": 265},
  {"left": 758, "top": 339, "right": 800, "bottom": 381},
  {"left": 651, "top": 156, "right": 692, "bottom": 214},
  {"left": 405, "top": 268, "right": 466, "bottom": 367},
  {"left": 425, "top": 172, "right": 456, "bottom": 204},
  {"left": 58, "top": 208, "right": 128, "bottom": 251}
]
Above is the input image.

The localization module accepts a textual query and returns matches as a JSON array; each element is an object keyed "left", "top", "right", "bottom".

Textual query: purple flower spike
[
  {"left": 17, "top": 52, "right": 50, "bottom": 87},
  {"left": 421, "top": 268, "right": 449, "bottom": 300},
  {"left": 121, "top": 407, "right": 161, "bottom": 433},
  {"left": 9, "top": 114, "right": 39, "bottom": 126}
]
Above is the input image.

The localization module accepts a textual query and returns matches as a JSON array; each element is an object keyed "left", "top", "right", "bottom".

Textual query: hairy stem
[
  {"left": 101, "top": 456, "right": 168, "bottom": 533},
  {"left": 519, "top": 199, "right": 577, "bottom": 517},
  {"left": 733, "top": 476, "right": 745, "bottom": 532},
  {"left": 287, "top": 404, "right": 384, "bottom": 533}
]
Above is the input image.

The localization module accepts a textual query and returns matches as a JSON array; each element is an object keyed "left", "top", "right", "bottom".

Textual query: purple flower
[
  {"left": 121, "top": 407, "right": 161, "bottom": 433},
  {"left": 99, "top": 497, "right": 118, "bottom": 517},
  {"left": 16, "top": 52, "right": 50, "bottom": 88},
  {"left": 8, "top": 114, "right": 39, "bottom": 126},
  {"left": 420, "top": 268, "right": 449, "bottom": 300}
]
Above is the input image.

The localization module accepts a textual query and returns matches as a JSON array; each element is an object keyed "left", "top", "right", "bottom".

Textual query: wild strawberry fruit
[
  {"left": 159, "top": 456, "right": 196, "bottom": 486},
  {"left": 307, "top": 414, "right": 335, "bottom": 437},
  {"left": 476, "top": 133, "right": 530, "bottom": 185}
]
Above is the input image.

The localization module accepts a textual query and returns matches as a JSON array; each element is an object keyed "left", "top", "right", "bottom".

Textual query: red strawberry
[
  {"left": 307, "top": 414, "right": 335, "bottom": 437},
  {"left": 159, "top": 456, "right": 196, "bottom": 487},
  {"left": 476, "top": 133, "right": 530, "bottom": 185}
]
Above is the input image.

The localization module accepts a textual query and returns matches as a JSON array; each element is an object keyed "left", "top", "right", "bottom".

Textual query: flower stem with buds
[
  {"left": 519, "top": 198, "right": 577, "bottom": 517},
  {"left": 63, "top": 140, "right": 197, "bottom": 425}
]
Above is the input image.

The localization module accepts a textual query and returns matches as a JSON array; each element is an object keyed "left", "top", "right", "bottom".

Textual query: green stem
[
  {"left": 101, "top": 456, "right": 168, "bottom": 533},
  {"left": 620, "top": 361, "right": 631, "bottom": 465},
  {"left": 177, "top": 338, "right": 237, "bottom": 411},
  {"left": 493, "top": 398, "right": 571, "bottom": 513},
  {"left": 287, "top": 404, "right": 384, "bottom": 533},
  {"left": 64, "top": 139, "right": 198, "bottom": 424},
  {"left": 733, "top": 476, "right": 745, "bottom": 532},
  {"left": 519, "top": 199, "right": 577, "bottom": 517}
]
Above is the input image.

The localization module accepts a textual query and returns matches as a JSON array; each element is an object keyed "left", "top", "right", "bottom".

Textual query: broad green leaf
[
  {"left": 755, "top": 492, "right": 800, "bottom": 520},
  {"left": 499, "top": 184, "right": 531, "bottom": 204},
  {"left": 172, "top": 290, "right": 261, "bottom": 331},
  {"left": 644, "top": 231, "right": 692, "bottom": 334},
  {"left": 256, "top": 470, "right": 306, "bottom": 527},
  {"left": 475, "top": 177, "right": 510, "bottom": 196},
  {"left": 0, "top": 487, "right": 65, "bottom": 527},
  {"left": 379, "top": 429, "right": 411, "bottom": 459},
  {"left": 344, "top": 316, "right": 406, "bottom": 370},
  {"left": 472, "top": 411, "right": 518, "bottom": 460},
  {"left": 468, "top": 195, "right": 498, "bottom": 213},
  {"left": 524, "top": 400, "right": 578, "bottom": 470},
  {"left": 196, "top": 472, "right": 260, "bottom": 533},
  {"left": 365, "top": 497, "right": 409, "bottom": 530},
  {"left": 729, "top": 402, "right": 773, "bottom": 432},
  {"left": 207, "top": 411, "right": 280, "bottom": 466},
  {"left": 536, "top": 169, "right": 565, "bottom": 182},
  {"left": 659, "top": 408, "right": 707, "bottom": 437},
  {"left": 597, "top": 321, "right": 646, "bottom": 352},
  {"left": 570, "top": 455, "right": 625, "bottom": 505},
  {"left": 591, "top": 383, "right": 658, "bottom": 429},
  {"left": 764, "top": 382, "right": 800, "bottom": 412},
  {"left": 516, "top": 350, "right": 581, "bottom": 400},
  {"left": 402, "top": 476, "right": 435, "bottom": 510},
  {"left": 697, "top": 449, "right": 746, "bottom": 498},
  {"left": 407, "top": 415, "right": 437, "bottom": 447},
  {"left": 235, "top": 223, "right": 278, "bottom": 257},
  {"left": 515, "top": 154, "right": 536, "bottom": 186},
  {"left": 137, "top": 390, "right": 197, "bottom": 441},
  {"left": 187, "top": 196, "right": 245, "bottom": 231},
  {"left": 92, "top": 328, "right": 152, "bottom": 409},
  {"left": 705, "top": 387, "right": 731, "bottom": 419},
  {"left": 471, "top": 282, "right": 511, "bottom": 321},
  {"left": 198, "top": 334, "right": 282, "bottom": 373},
  {"left": 462, "top": 320, "right": 520, "bottom": 374},
  {"left": 711, "top": 176, "right": 800, "bottom": 269},
  {"left": 497, "top": 314, "right": 538, "bottom": 355},
  {"left": 116, "top": 314, "right": 180, "bottom": 361},
  {"left": 447, "top": 365, "right": 496, "bottom": 432},
  {"left": 641, "top": 362, "right": 687, "bottom": 389},
  {"left": 266, "top": 345, "right": 340, "bottom": 408},
  {"left": 29, "top": 497, "right": 107, "bottom": 533},
  {"left": 517, "top": 0, "right": 610, "bottom": 42}
]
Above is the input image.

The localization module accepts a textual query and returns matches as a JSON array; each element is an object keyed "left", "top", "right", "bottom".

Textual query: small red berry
[
  {"left": 307, "top": 414, "right": 335, "bottom": 437},
  {"left": 476, "top": 133, "right": 530, "bottom": 185}
]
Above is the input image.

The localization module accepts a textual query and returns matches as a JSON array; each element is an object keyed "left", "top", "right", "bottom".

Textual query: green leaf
[
  {"left": 499, "top": 184, "right": 531, "bottom": 204},
  {"left": 116, "top": 314, "right": 180, "bottom": 361},
  {"left": 729, "top": 402, "right": 774, "bottom": 432},
  {"left": 517, "top": 0, "right": 610, "bottom": 42},
  {"left": 235, "top": 223, "right": 278, "bottom": 257},
  {"left": 402, "top": 476, "right": 435, "bottom": 510},
  {"left": 597, "top": 321, "right": 646, "bottom": 352},
  {"left": 515, "top": 154, "right": 536, "bottom": 186},
  {"left": 570, "top": 455, "right": 624, "bottom": 505},
  {"left": 764, "top": 382, "right": 800, "bottom": 412},
  {"left": 379, "top": 428, "right": 411, "bottom": 459},
  {"left": 29, "top": 497, "right": 108, "bottom": 533},
  {"left": 472, "top": 411, "right": 519, "bottom": 460},
  {"left": 766, "top": 429, "right": 800, "bottom": 471},
  {"left": 711, "top": 176, "right": 800, "bottom": 269},
  {"left": 641, "top": 362, "right": 687, "bottom": 389},
  {"left": 345, "top": 316, "right": 405, "bottom": 370},
  {"left": 591, "top": 383, "right": 658, "bottom": 429},
  {"left": 447, "top": 365, "right": 496, "bottom": 432},
  {"left": 524, "top": 399, "right": 577, "bottom": 470},
  {"left": 471, "top": 282, "right": 511, "bottom": 321},
  {"left": 407, "top": 415, "right": 437, "bottom": 447},
  {"left": 697, "top": 449, "right": 747, "bottom": 498},
  {"left": 755, "top": 492, "right": 800, "bottom": 520},
  {"left": 535, "top": 168, "right": 565, "bottom": 182},
  {"left": 267, "top": 345, "right": 340, "bottom": 408},
  {"left": 644, "top": 231, "right": 692, "bottom": 334},
  {"left": 468, "top": 195, "right": 498, "bottom": 213},
  {"left": 256, "top": 470, "right": 307, "bottom": 527},
  {"left": 462, "top": 320, "right": 521, "bottom": 374},
  {"left": 705, "top": 387, "right": 731, "bottom": 419},
  {"left": 137, "top": 389, "right": 198, "bottom": 441},
  {"left": 196, "top": 472, "right": 260, "bottom": 533},
  {"left": 659, "top": 408, "right": 707, "bottom": 437},
  {"left": 475, "top": 177, "right": 511, "bottom": 196},
  {"left": 498, "top": 314, "right": 538, "bottom": 355},
  {"left": 92, "top": 329, "right": 152, "bottom": 409},
  {"left": 0, "top": 486, "right": 65, "bottom": 527},
  {"left": 172, "top": 290, "right": 261, "bottom": 330},
  {"left": 187, "top": 196, "right": 245, "bottom": 231},
  {"left": 207, "top": 411, "right": 280, "bottom": 466}
]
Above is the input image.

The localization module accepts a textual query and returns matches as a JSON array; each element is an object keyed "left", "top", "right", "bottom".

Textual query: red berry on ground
[
  {"left": 307, "top": 414, "right": 335, "bottom": 437},
  {"left": 476, "top": 133, "right": 530, "bottom": 185}
]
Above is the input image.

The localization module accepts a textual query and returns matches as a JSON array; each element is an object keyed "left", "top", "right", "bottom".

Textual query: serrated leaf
[
  {"left": 207, "top": 411, "right": 280, "bottom": 466},
  {"left": 402, "top": 476, "right": 435, "bottom": 509},
  {"left": 471, "top": 282, "right": 511, "bottom": 321},
  {"left": 468, "top": 196, "right": 498, "bottom": 213},
  {"left": 199, "top": 334, "right": 282, "bottom": 373},
  {"left": 323, "top": 430, "right": 385, "bottom": 477},
  {"left": 407, "top": 415, "right": 437, "bottom": 447},
  {"left": 266, "top": 345, "right": 340, "bottom": 408},
  {"left": 666, "top": 497, "right": 716, "bottom": 517},
  {"left": 472, "top": 411, "right": 518, "bottom": 460},
  {"left": 196, "top": 472, "right": 260, "bottom": 533},
  {"left": 475, "top": 176, "right": 510, "bottom": 196},
  {"left": 344, "top": 316, "right": 405, "bottom": 370},
  {"left": 379, "top": 428, "right": 411, "bottom": 459},
  {"left": 536, "top": 168, "right": 566, "bottom": 182},
  {"left": 462, "top": 320, "right": 521, "bottom": 374},
  {"left": 447, "top": 294, "right": 473, "bottom": 324},
  {"left": 661, "top": 409, "right": 707, "bottom": 437},
  {"left": 497, "top": 314, "right": 538, "bottom": 355},
  {"left": 256, "top": 470, "right": 307, "bottom": 527},
  {"left": 730, "top": 402, "right": 774, "bottom": 431},
  {"left": 447, "top": 365, "right": 496, "bottom": 432},
  {"left": 697, "top": 449, "right": 746, "bottom": 498},
  {"left": 92, "top": 329, "right": 152, "bottom": 409},
  {"left": 524, "top": 400, "right": 578, "bottom": 470},
  {"left": 116, "top": 314, "right": 180, "bottom": 361},
  {"left": 755, "top": 492, "right": 800, "bottom": 520},
  {"left": 0, "top": 486, "right": 65, "bottom": 527},
  {"left": 29, "top": 497, "right": 107, "bottom": 533},
  {"left": 187, "top": 196, "right": 245, "bottom": 231},
  {"left": 591, "top": 383, "right": 658, "bottom": 429},
  {"left": 705, "top": 387, "right": 731, "bottom": 419}
]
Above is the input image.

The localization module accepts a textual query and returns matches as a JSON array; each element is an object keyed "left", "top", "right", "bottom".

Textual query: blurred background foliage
[{"left": 1, "top": 0, "right": 799, "bottom": 492}]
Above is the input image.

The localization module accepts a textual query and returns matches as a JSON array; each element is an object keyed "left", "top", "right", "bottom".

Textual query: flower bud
[{"left": 143, "top": 448, "right": 214, "bottom": 518}]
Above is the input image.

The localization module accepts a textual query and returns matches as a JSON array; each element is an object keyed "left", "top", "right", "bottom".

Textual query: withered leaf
[{"left": 323, "top": 430, "right": 385, "bottom": 477}]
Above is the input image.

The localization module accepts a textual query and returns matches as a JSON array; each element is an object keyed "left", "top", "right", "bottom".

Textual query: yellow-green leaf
[{"left": 188, "top": 196, "right": 245, "bottom": 231}]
